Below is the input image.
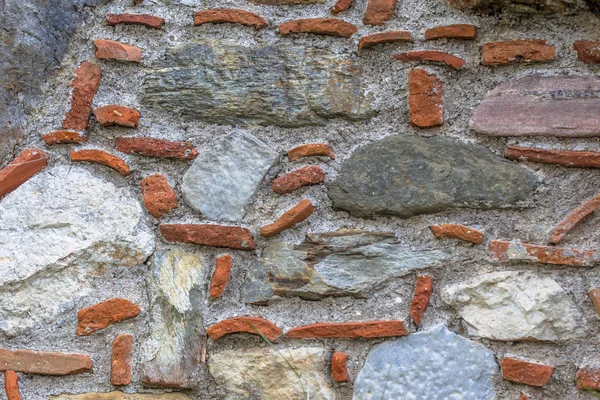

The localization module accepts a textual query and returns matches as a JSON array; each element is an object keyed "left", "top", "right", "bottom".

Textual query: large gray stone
[
  {"left": 328, "top": 135, "right": 538, "bottom": 218},
  {"left": 353, "top": 324, "right": 498, "bottom": 400},
  {"left": 182, "top": 131, "right": 278, "bottom": 222},
  {"left": 142, "top": 41, "right": 374, "bottom": 127},
  {"left": 241, "top": 229, "right": 450, "bottom": 304}
]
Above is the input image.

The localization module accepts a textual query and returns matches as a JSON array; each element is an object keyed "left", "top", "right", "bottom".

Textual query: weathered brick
[
  {"left": 193, "top": 9, "right": 267, "bottom": 29},
  {"left": 272, "top": 166, "right": 325, "bottom": 195},
  {"left": 260, "top": 199, "right": 315, "bottom": 237},
  {"left": 331, "top": 0, "right": 352, "bottom": 14},
  {"left": 140, "top": 174, "right": 178, "bottom": 218},
  {"left": 77, "top": 298, "right": 141, "bottom": 336},
  {"left": 519, "top": 394, "right": 530, "bottom": 400},
  {"left": 279, "top": 18, "right": 357, "bottom": 37},
  {"left": 111, "top": 334, "right": 133, "bottom": 386},
  {"left": 115, "top": 137, "right": 197, "bottom": 160},
  {"left": 574, "top": 40, "right": 600, "bottom": 63},
  {"left": 409, "top": 275, "right": 433, "bottom": 326},
  {"left": 430, "top": 223, "right": 484, "bottom": 244},
  {"left": 43, "top": 130, "right": 87, "bottom": 145},
  {"left": 93, "top": 105, "right": 140, "bottom": 128},
  {"left": 482, "top": 40, "right": 555, "bottom": 66},
  {"left": 209, "top": 254, "right": 232, "bottom": 299},
  {"left": 288, "top": 143, "right": 335, "bottom": 161},
  {"left": 425, "top": 24, "right": 477, "bottom": 40},
  {"left": 63, "top": 61, "right": 102, "bottom": 130},
  {"left": 0, "top": 148, "right": 48, "bottom": 199},
  {"left": 94, "top": 39, "right": 142, "bottom": 63},
  {"left": 286, "top": 321, "right": 408, "bottom": 339},
  {"left": 206, "top": 316, "right": 282, "bottom": 341},
  {"left": 106, "top": 14, "right": 165, "bottom": 29},
  {"left": 4, "top": 370, "right": 20, "bottom": 400},
  {"left": 363, "top": 0, "right": 397, "bottom": 25},
  {"left": 502, "top": 357, "right": 553, "bottom": 387},
  {"left": 70, "top": 149, "right": 132, "bottom": 176},
  {"left": 489, "top": 240, "right": 599, "bottom": 267},
  {"left": 577, "top": 367, "right": 600, "bottom": 391},
  {"left": 394, "top": 50, "right": 465, "bottom": 70},
  {"left": 506, "top": 146, "right": 600, "bottom": 168},
  {"left": 331, "top": 352, "right": 350, "bottom": 383},
  {"left": 589, "top": 288, "right": 600, "bottom": 316},
  {"left": 358, "top": 31, "right": 412, "bottom": 49},
  {"left": 550, "top": 194, "right": 600, "bottom": 244},
  {"left": 409, "top": 68, "right": 443, "bottom": 128},
  {"left": 160, "top": 224, "right": 256, "bottom": 251},
  {"left": 0, "top": 348, "right": 92, "bottom": 375}
]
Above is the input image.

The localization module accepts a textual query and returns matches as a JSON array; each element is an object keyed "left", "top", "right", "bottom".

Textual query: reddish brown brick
[
  {"left": 489, "top": 240, "right": 599, "bottom": 267},
  {"left": 77, "top": 298, "right": 141, "bottom": 336},
  {"left": 574, "top": 40, "right": 600, "bottom": 63},
  {"left": 260, "top": 199, "right": 314, "bottom": 238},
  {"left": 0, "top": 148, "right": 48, "bottom": 199},
  {"left": 43, "top": 130, "right": 87, "bottom": 145},
  {"left": 363, "top": 0, "right": 397, "bottom": 25},
  {"left": 206, "top": 316, "right": 282, "bottom": 341},
  {"left": 141, "top": 174, "right": 178, "bottom": 218},
  {"left": 94, "top": 39, "right": 142, "bottom": 62},
  {"left": 505, "top": 146, "right": 600, "bottom": 168},
  {"left": 331, "top": 352, "right": 350, "bottom": 383},
  {"left": 430, "top": 223, "right": 484, "bottom": 244},
  {"left": 589, "top": 288, "right": 600, "bottom": 316},
  {"left": 287, "top": 321, "right": 408, "bottom": 339},
  {"left": 331, "top": 0, "right": 352, "bottom": 14},
  {"left": 0, "top": 348, "right": 92, "bottom": 376},
  {"left": 358, "top": 31, "right": 412, "bottom": 49},
  {"left": 519, "top": 394, "right": 530, "bottom": 400},
  {"left": 409, "top": 275, "right": 433, "bottom": 326},
  {"left": 111, "top": 334, "right": 133, "bottom": 386},
  {"left": 70, "top": 149, "right": 131, "bottom": 176},
  {"left": 160, "top": 224, "right": 256, "bottom": 251},
  {"left": 394, "top": 50, "right": 465, "bottom": 70},
  {"left": 482, "top": 40, "right": 555, "bottom": 66},
  {"left": 115, "top": 137, "right": 197, "bottom": 160},
  {"left": 409, "top": 68, "right": 443, "bottom": 128},
  {"left": 550, "top": 194, "right": 600, "bottom": 244},
  {"left": 279, "top": 18, "right": 358, "bottom": 38},
  {"left": 272, "top": 166, "right": 325, "bottom": 195},
  {"left": 288, "top": 143, "right": 335, "bottom": 162},
  {"left": 194, "top": 9, "right": 267, "bottom": 30},
  {"left": 577, "top": 367, "right": 600, "bottom": 391},
  {"left": 4, "top": 370, "right": 20, "bottom": 400},
  {"left": 425, "top": 24, "right": 477, "bottom": 40},
  {"left": 502, "top": 357, "right": 553, "bottom": 387},
  {"left": 209, "top": 254, "right": 232, "bottom": 299},
  {"left": 106, "top": 13, "right": 165, "bottom": 29},
  {"left": 93, "top": 105, "right": 140, "bottom": 128},
  {"left": 63, "top": 61, "right": 102, "bottom": 130}
]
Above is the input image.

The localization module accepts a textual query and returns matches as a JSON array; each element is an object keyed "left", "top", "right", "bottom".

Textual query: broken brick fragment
[
  {"left": 279, "top": 18, "right": 358, "bottom": 38},
  {"left": 430, "top": 223, "right": 484, "bottom": 244},
  {"left": 577, "top": 367, "right": 600, "bottom": 391},
  {"left": 193, "top": 9, "right": 267, "bottom": 29},
  {"left": 272, "top": 166, "right": 325, "bottom": 195},
  {"left": 160, "top": 224, "right": 256, "bottom": 250},
  {"left": 43, "top": 130, "right": 87, "bottom": 145},
  {"left": 394, "top": 50, "right": 465, "bottom": 70},
  {"left": 115, "top": 137, "right": 197, "bottom": 160},
  {"left": 574, "top": 40, "right": 600, "bottom": 63},
  {"left": 425, "top": 24, "right": 477, "bottom": 40},
  {"left": 331, "top": 0, "right": 352, "bottom": 14},
  {"left": 93, "top": 105, "right": 140, "bottom": 128},
  {"left": 550, "top": 194, "right": 600, "bottom": 244},
  {"left": 589, "top": 288, "right": 600, "bottom": 317},
  {"left": 70, "top": 149, "right": 132, "bottom": 176},
  {"left": 140, "top": 174, "right": 178, "bottom": 218},
  {"left": 94, "top": 39, "right": 142, "bottom": 62},
  {"left": 286, "top": 321, "right": 408, "bottom": 339},
  {"left": 260, "top": 199, "right": 315, "bottom": 237},
  {"left": 209, "top": 254, "right": 232, "bottom": 299},
  {"left": 489, "top": 240, "right": 599, "bottom": 267},
  {"left": 331, "top": 352, "right": 350, "bottom": 383},
  {"left": 505, "top": 146, "right": 600, "bottom": 168},
  {"left": 106, "top": 13, "right": 165, "bottom": 29},
  {"left": 288, "top": 143, "right": 335, "bottom": 162},
  {"left": 409, "top": 275, "right": 433, "bottom": 326},
  {"left": 502, "top": 357, "right": 554, "bottom": 387},
  {"left": 4, "top": 370, "right": 20, "bottom": 400},
  {"left": 409, "top": 68, "right": 443, "bottom": 128},
  {"left": 63, "top": 61, "right": 102, "bottom": 130},
  {"left": 363, "top": 0, "right": 397, "bottom": 25},
  {"left": 0, "top": 348, "right": 92, "bottom": 375},
  {"left": 77, "top": 298, "right": 141, "bottom": 336},
  {"left": 111, "top": 334, "right": 133, "bottom": 386},
  {"left": 482, "top": 40, "right": 555, "bottom": 66},
  {"left": 358, "top": 31, "right": 412, "bottom": 49},
  {"left": 206, "top": 316, "right": 282, "bottom": 341},
  {"left": 0, "top": 148, "right": 48, "bottom": 199}
]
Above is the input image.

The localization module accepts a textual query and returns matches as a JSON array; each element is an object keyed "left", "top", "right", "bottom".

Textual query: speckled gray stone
[{"left": 353, "top": 324, "right": 498, "bottom": 400}]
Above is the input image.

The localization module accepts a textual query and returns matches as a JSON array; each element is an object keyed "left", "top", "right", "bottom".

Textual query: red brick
[
  {"left": 93, "top": 105, "right": 140, "bottom": 128},
  {"left": 502, "top": 357, "right": 553, "bottom": 387},
  {"left": 206, "top": 316, "right": 282, "bottom": 341},
  {"left": 115, "top": 137, "right": 197, "bottom": 160},
  {"left": 331, "top": 352, "right": 350, "bottom": 383},
  {"left": 94, "top": 39, "right": 142, "bottom": 62},
  {"left": 358, "top": 31, "right": 412, "bottom": 49},
  {"left": 111, "top": 334, "right": 133, "bottom": 386},
  {"left": 106, "top": 13, "right": 164, "bottom": 29},
  {"left": 77, "top": 298, "right": 141, "bottom": 336},
  {"left": 331, "top": 0, "right": 352, "bottom": 14},
  {"left": 425, "top": 24, "right": 477, "bottom": 40},
  {"left": 505, "top": 146, "right": 600, "bottom": 168},
  {"left": 141, "top": 174, "right": 178, "bottom": 218},
  {"left": 550, "top": 194, "right": 600, "bottom": 244},
  {"left": 589, "top": 288, "right": 600, "bottom": 317},
  {"left": 160, "top": 224, "right": 256, "bottom": 251},
  {"left": 209, "top": 254, "right": 232, "bottom": 299},
  {"left": 4, "top": 370, "right": 20, "bottom": 400},
  {"left": 272, "top": 166, "right": 325, "bottom": 195},
  {"left": 0, "top": 348, "right": 92, "bottom": 376},
  {"left": 363, "top": 0, "right": 397, "bottom": 25},
  {"left": 394, "top": 50, "right": 465, "bottom": 70},
  {"left": 577, "top": 367, "right": 600, "bottom": 390},
  {"left": 194, "top": 9, "right": 267, "bottom": 30},
  {"left": 482, "top": 40, "right": 555, "bottom": 66},
  {"left": 489, "top": 240, "right": 599, "bottom": 267},
  {"left": 409, "top": 275, "right": 433, "bottom": 326},
  {"left": 519, "top": 394, "right": 530, "bottom": 400},
  {"left": 0, "top": 148, "right": 48, "bottom": 199},
  {"left": 288, "top": 143, "right": 335, "bottom": 162},
  {"left": 63, "top": 61, "right": 102, "bottom": 130},
  {"left": 260, "top": 199, "right": 314, "bottom": 238},
  {"left": 70, "top": 149, "right": 132, "bottom": 176},
  {"left": 43, "top": 130, "right": 87, "bottom": 145},
  {"left": 286, "top": 320, "right": 408, "bottom": 339},
  {"left": 574, "top": 40, "right": 600, "bottom": 63},
  {"left": 409, "top": 68, "right": 443, "bottom": 128},
  {"left": 279, "top": 18, "right": 357, "bottom": 38},
  {"left": 430, "top": 223, "right": 484, "bottom": 244}
]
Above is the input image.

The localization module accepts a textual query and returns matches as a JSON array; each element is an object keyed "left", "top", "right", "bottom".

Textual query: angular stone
[
  {"left": 193, "top": 9, "right": 267, "bottom": 29},
  {"left": 77, "top": 298, "right": 141, "bottom": 336},
  {"left": 142, "top": 41, "right": 373, "bottom": 127},
  {"left": 160, "top": 224, "right": 256, "bottom": 251},
  {"left": 63, "top": 61, "right": 102, "bottom": 131},
  {"left": 353, "top": 324, "right": 497, "bottom": 400},
  {"left": 70, "top": 149, "right": 132, "bottom": 176},
  {"left": 482, "top": 40, "right": 555, "bottom": 66},
  {"left": 209, "top": 347, "right": 334, "bottom": 400},
  {"left": 358, "top": 31, "right": 412, "bottom": 49},
  {"left": 0, "top": 148, "right": 48, "bottom": 199},
  {"left": 501, "top": 357, "right": 553, "bottom": 387},
  {"left": 206, "top": 316, "right": 282, "bottom": 341},
  {"left": 442, "top": 271, "right": 586, "bottom": 341},
  {"left": 111, "top": 334, "right": 133, "bottom": 386},
  {"left": 141, "top": 174, "right": 178, "bottom": 218},
  {"left": 409, "top": 68, "right": 443, "bottom": 128},
  {"left": 489, "top": 240, "right": 599, "bottom": 266},
  {"left": 142, "top": 250, "right": 205, "bottom": 389},
  {"left": 51, "top": 393, "right": 191, "bottom": 400},
  {"left": 286, "top": 320, "right": 407, "bottom": 339},
  {"left": 0, "top": 348, "right": 92, "bottom": 376},
  {"left": 279, "top": 18, "right": 358, "bottom": 37},
  {"left": 471, "top": 75, "right": 600, "bottom": 137},
  {"left": 328, "top": 135, "right": 537, "bottom": 218},
  {"left": 259, "top": 199, "right": 315, "bottom": 238},
  {"left": 241, "top": 229, "right": 450, "bottom": 304},
  {"left": 425, "top": 24, "right": 477, "bottom": 40},
  {"left": 182, "top": 131, "right": 277, "bottom": 222},
  {"left": 106, "top": 14, "right": 165, "bottom": 29}
]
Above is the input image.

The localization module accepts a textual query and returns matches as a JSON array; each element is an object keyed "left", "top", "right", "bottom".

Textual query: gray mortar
[{"left": 2, "top": 0, "right": 600, "bottom": 399}]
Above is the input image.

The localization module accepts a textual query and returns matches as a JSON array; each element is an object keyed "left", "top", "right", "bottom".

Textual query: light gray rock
[
  {"left": 50, "top": 392, "right": 191, "bottom": 400},
  {"left": 353, "top": 324, "right": 498, "bottom": 400},
  {"left": 442, "top": 271, "right": 586, "bottom": 341},
  {"left": 182, "top": 131, "right": 278, "bottom": 222}
]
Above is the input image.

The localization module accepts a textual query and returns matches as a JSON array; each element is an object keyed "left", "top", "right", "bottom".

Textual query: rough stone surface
[
  {"left": 51, "top": 394, "right": 191, "bottom": 400},
  {"left": 63, "top": 61, "right": 102, "bottom": 131},
  {"left": 141, "top": 174, "right": 179, "bottom": 218},
  {"left": 353, "top": 324, "right": 497, "bottom": 400},
  {"left": 0, "top": 348, "right": 92, "bottom": 376},
  {"left": 328, "top": 135, "right": 537, "bottom": 218},
  {"left": 489, "top": 240, "right": 599, "bottom": 266},
  {"left": 286, "top": 320, "right": 407, "bottom": 338},
  {"left": 501, "top": 357, "right": 554, "bottom": 387},
  {"left": 142, "top": 41, "right": 373, "bottom": 127},
  {"left": 0, "top": 148, "right": 48, "bottom": 199},
  {"left": 111, "top": 334, "right": 134, "bottom": 386},
  {"left": 193, "top": 9, "right": 267, "bottom": 29},
  {"left": 259, "top": 199, "right": 315, "bottom": 237},
  {"left": 358, "top": 31, "right": 412, "bottom": 49},
  {"left": 442, "top": 271, "right": 587, "bottom": 341},
  {"left": 206, "top": 316, "right": 282, "bottom": 341},
  {"left": 160, "top": 224, "right": 256, "bottom": 250},
  {"left": 77, "top": 298, "right": 141, "bottom": 336},
  {"left": 278, "top": 18, "right": 358, "bottom": 37},
  {"left": 482, "top": 40, "right": 556, "bottom": 66},
  {"left": 409, "top": 68, "right": 443, "bottom": 128}
]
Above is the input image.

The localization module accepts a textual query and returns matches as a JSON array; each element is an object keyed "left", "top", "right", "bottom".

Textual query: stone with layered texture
[
  {"left": 442, "top": 271, "right": 586, "bottom": 341},
  {"left": 142, "top": 41, "right": 373, "bottom": 127},
  {"left": 328, "top": 135, "right": 537, "bottom": 218},
  {"left": 51, "top": 393, "right": 190, "bottom": 400},
  {"left": 0, "top": 166, "right": 154, "bottom": 338},
  {"left": 444, "top": 0, "right": 573, "bottom": 13}
]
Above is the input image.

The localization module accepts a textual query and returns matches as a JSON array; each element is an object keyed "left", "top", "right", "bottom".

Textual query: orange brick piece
[
  {"left": 550, "top": 194, "right": 600, "bottom": 244},
  {"left": 409, "top": 68, "right": 443, "bottom": 128},
  {"left": 425, "top": 24, "right": 477, "bottom": 40},
  {"left": 106, "top": 13, "right": 165, "bottom": 29},
  {"left": 63, "top": 61, "right": 102, "bottom": 130},
  {"left": 502, "top": 357, "right": 554, "bottom": 387},
  {"left": 286, "top": 320, "right": 408, "bottom": 339},
  {"left": 363, "top": 0, "right": 397, "bottom": 25},
  {"left": 115, "top": 137, "right": 197, "bottom": 160},
  {"left": 0, "top": 148, "right": 48, "bottom": 199},
  {"left": 70, "top": 149, "right": 132, "bottom": 176},
  {"left": 43, "top": 130, "right": 87, "bottom": 145},
  {"left": 519, "top": 394, "right": 531, "bottom": 400},
  {"left": 489, "top": 240, "right": 599, "bottom": 267},
  {"left": 430, "top": 223, "right": 484, "bottom": 244},
  {"left": 577, "top": 367, "right": 600, "bottom": 391},
  {"left": 409, "top": 275, "right": 433, "bottom": 326},
  {"left": 288, "top": 143, "right": 335, "bottom": 162},
  {"left": 111, "top": 334, "right": 133, "bottom": 386},
  {"left": 77, "top": 298, "right": 141, "bottom": 336},
  {"left": 331, "top": 0, "right": 352, "bottom": 14},
  {"left": 574, "top": 40, "right": 600, "bottom": 63},
  {"left": 505, "top": 146, "right": 600, "bottom": 169},
  {"left": 160, "top": 224, "right": 256, "bottom": 251},
  {"left": 279, "top": 18, "right": 358, "bottom": 38},
  {"left": 209, "top": 254, "right": 232, "bottom": 298},
  {"left": 482, "top": 40, "right": 556, "bottom": 66},
  {"left": 93, "top": 105, "right": 140, "bottom": 128},
  {"left": 331, "top": 352, "right": 350, "bottom": 383},
  {"left": 589, "top": 288, "right": 600, "bottom": 316},
  {"left": 358, "top": 31, "right": 412, "bottom": 49},
  {"left": 0, "top": 348, "right": 92, "bottom": 375},
  {"left": 194, "top": 9, "right": 267, "bottom": 29},
  {"left": 272, "top": 166, "right": 325, "bottom": 195},
  {"left": 140, "top": 174, "right": 178, "bottom": 218},
  {"left": 394, "top": 50, "right": 465, "bottom": 70},
  {"left": 94, "top": 39, "right": 142, "bottom": 62},
  {"left": 4, "top": 370, "right": 20, "bottom": 400},
  {"left": 260, "top": 199, "right": 315, "bottom": 238},
  {"left": 206, "top": 316, "right": 283, "bottom": 341}
]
